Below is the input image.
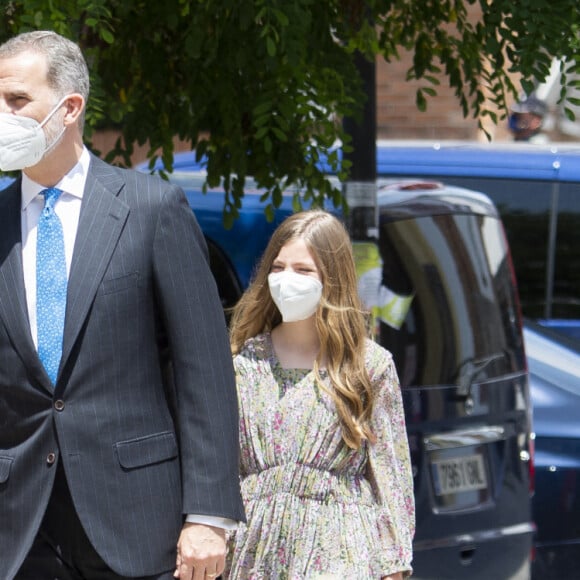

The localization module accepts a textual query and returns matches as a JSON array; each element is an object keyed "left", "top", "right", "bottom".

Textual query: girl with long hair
[{"left": 226, "top": 210, "right": 415, "bottom": 579}]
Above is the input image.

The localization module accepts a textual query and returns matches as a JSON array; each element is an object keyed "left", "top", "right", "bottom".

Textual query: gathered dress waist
[{"left": 241, "top": 462, "right": 376, "bottom": 506}]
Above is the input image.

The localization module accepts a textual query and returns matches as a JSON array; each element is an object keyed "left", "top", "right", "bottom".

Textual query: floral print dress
[{"left": 225, "top": 333, "right": 415, "bottom": 579}]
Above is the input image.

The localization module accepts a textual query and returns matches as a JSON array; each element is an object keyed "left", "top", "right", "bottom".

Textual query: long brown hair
[{"left": 230, "top": 210, "right": 375, "bottom": 449}]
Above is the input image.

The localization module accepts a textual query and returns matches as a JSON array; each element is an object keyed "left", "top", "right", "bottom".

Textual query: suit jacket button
[
  {"left": 46, "top": 452, "right": 56, "bottom": 465},
  {"left": 54, "top": 400, "right": 65, "bottom": 411}
]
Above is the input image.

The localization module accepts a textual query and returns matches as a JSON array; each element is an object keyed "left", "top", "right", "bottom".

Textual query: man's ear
[{"left": 62, "top": 93, "right": 85, "bottom": 126}]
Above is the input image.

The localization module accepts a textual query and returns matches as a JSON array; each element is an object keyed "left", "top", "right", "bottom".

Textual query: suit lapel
[
  {"left": 0, "top": 181, "right": 49, "bottom": 384},
  {"left": 60, "top": 157, "right": 129, "bottom": 373}
]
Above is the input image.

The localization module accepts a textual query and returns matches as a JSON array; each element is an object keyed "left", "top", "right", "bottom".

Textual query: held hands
[{"left": 174, "top": 523, "right": 226, "bottom": 580}]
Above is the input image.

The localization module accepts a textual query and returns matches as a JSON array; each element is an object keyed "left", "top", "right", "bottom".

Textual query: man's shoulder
[
  {"left": 90, "top": 155, "right": 176, "bottom": 197},
  {"left": 90, "top": 154, "right": 163, "bottom": 182}
]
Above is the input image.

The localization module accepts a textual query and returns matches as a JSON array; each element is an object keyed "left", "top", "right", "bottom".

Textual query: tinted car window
[
  {"left": 391, "top": 173, "right": 580, "bottom": 323},
  {"left": 377, "top": 211, "right": 525, "bottom": 388},
  {"left": 554, "top": 183, "right": 580, "bottom": 319},
  {"left": 399, "top": 175, "right": 554, "bottom": 320}
]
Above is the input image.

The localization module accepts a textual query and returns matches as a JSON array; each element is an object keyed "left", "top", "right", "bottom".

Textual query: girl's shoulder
[
  {"left": 364, "top": 337, "right": 395, "bottom": 376},
  {"left": 234, "top": 333, "right": 272, "bottom": 370}
]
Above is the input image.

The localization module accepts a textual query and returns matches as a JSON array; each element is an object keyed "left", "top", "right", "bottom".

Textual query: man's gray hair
[{"left": 0, "top": 30, "right": 90, "bottom": 128}]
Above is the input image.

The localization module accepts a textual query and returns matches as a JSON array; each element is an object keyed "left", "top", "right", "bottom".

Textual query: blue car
[{"left": 523, "top": 319, "right": 580, "bottom": 579}]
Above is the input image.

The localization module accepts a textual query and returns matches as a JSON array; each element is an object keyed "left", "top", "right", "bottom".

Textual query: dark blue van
[{"left": 138, "top": 158, "right": 535, "bottom": 579}]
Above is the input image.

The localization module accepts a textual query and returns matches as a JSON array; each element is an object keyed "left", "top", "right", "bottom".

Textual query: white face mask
[
  {"left": 268, "top": 271, "right": 323, "bottom": 322},
  {"left": 0, "top": 96, "right": 68, "bottom": 171}
]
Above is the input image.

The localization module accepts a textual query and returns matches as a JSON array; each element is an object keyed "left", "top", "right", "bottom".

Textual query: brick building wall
[
  {"left": 376, "top": 50, "right": 487, "bottom": 141},
  {"left": 375, "top": 3, "right": 512, "bottom": 143}
]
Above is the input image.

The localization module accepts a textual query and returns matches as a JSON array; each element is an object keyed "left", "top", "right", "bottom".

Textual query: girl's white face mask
[
  {"left": 268, "top": 270, "right": 323, "bottom": 322},
  {"left": 0, "top": 96, "right": 68, "bottom": 171}
]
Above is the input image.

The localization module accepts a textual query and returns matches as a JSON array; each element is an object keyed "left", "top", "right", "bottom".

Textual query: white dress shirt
[
  {"left": 21, "top": 148, "right": 87, "bottom": 347},
  {"left": 21, "top": 146, "right": 236, "bottom": 531}
]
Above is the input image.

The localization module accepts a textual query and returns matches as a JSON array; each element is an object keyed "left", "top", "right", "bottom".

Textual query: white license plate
[{"left": 431, "top": 453, "right": 488, "bottom": 495}]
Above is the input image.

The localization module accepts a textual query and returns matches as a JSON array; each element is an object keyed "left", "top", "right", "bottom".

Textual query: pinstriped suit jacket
[{"left": 0, "top": 155, "right": 244, "bottom": 579}]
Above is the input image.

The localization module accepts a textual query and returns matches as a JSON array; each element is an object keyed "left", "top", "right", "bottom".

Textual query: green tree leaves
[{"left": 1, "top": 0, "right": 579, "bottom": 222}]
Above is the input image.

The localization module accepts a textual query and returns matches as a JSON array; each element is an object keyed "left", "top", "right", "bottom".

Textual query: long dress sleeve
[{"left": 365, "top": 340, "right": 416, "bottom": 577}]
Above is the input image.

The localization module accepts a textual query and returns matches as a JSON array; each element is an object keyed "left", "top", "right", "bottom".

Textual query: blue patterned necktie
[{"left": 36, "top": 187, "right": 67, "bottom": 385}]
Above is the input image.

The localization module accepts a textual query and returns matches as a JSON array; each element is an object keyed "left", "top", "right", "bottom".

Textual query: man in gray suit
[{"left": 0, "top": 31, "right": 244, "bottom": 579}]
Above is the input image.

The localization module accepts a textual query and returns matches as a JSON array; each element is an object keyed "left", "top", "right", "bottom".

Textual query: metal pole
[{"left": 342, "top": 50, "right": 378, "bottom": 241}]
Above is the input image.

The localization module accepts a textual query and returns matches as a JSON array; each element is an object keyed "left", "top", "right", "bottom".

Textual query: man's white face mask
[
  {"left": 268, "top": 270, "right": 323, "bottom": 322},
  {"left": 0, "top": 95, "right": 68, "bottom": 171}
]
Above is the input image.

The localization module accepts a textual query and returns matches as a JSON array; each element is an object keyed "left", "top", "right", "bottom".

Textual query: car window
[
  {"left": 377, "top": 212, "right": 525, "bottom": 388},
  {"left": 396, "top": 173, "right": 580, "bottom": 323}
]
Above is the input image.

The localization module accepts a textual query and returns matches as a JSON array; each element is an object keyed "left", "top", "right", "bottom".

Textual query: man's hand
[{"left": 174, "top": 523, "right": 226, "bottom": 580}]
